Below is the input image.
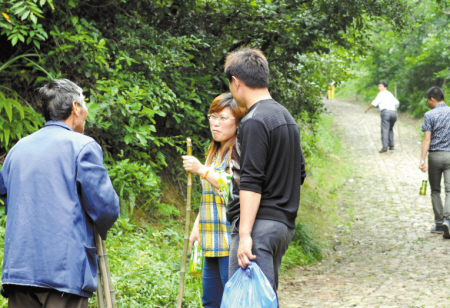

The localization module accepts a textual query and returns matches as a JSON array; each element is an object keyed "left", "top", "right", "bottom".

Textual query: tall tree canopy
[
  {"left": 0, "top": 0, "right": 410, "bottom": 212},
  {"left": 342, "top": 0, "right": 450, "bottom": 117}
]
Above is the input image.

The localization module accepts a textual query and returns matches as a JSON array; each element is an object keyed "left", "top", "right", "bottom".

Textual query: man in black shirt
[{"left": 225, "top": 48, "right": 306, "bottom": 297}]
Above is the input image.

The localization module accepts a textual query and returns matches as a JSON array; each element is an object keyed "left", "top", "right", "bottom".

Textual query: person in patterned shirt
[
  {"left": 419, "top": 86, "right": 450, "bottom": 238},
  {"left": 182, "top": 92, "right": 245, "bottom": 307}
]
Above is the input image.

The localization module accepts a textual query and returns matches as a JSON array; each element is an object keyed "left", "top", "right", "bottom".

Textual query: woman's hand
[
  {"left": 182, "top": 155, "right": 207, "bottom": 175},
  {"left": 189, "top": 224, "right": 200, "bottom": 253}
]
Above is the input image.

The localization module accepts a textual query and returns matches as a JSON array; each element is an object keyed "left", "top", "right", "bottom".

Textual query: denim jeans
[
  {"left": 202, "top": 256, "right": 229, "bottom": 308},
  {"left": 229, "top": 219, "right": 295, "bottom": 297}
]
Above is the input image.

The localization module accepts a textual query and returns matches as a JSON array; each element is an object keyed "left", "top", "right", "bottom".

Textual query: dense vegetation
[
  {"left": 1, "top": 0, "right": 410, "bottom": 212},
  {"left": 0, "top": 0, "right": 413, "bottom": 307},
  {"left": 339, "top": 0, "right": 450, "bottom": 116}
]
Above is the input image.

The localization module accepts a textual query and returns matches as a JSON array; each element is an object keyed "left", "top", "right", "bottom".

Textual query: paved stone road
[{"left": 279, "top": 99, "right": 450, "bottom": 308}]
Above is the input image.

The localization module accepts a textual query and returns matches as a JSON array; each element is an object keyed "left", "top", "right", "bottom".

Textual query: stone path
[{"left": 279, "top": 99, "right": 450, "bottom": 308}]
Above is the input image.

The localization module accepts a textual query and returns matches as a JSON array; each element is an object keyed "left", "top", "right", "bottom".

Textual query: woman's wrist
[{"left": 200, "top": 166, "right": 210, "bottom": 180}]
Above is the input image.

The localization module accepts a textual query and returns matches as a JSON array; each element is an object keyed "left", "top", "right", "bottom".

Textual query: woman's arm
[{"left": 182, "top": 155, "right": 220, "bottom": 189}]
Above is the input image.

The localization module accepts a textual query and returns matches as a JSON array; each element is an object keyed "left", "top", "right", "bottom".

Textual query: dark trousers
[
  {"left": 7, "top": 285, "right": 88, "bottom": 308},
  {"left": 229, "top": 219, "right": 294, "bottom": 295},
  {"left": 428, "top": 151, "right": 450, "bottom": 225},
  {"left": 380, "top": 110, "right": 397, "bottom": 150},
  {"left": 202, "top": 256, "right": 229, "bottom": 308}
]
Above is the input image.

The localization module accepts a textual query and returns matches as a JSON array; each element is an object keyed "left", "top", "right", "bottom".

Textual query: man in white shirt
[{"left": 365, "top": 81, "right": 400, "bottom": 153}]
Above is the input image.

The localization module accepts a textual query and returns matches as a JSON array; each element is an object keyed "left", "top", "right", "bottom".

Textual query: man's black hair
[
  {"left": 426, "top": 86, "right": 445, "bottom": 102},
  {"left": 38, "top": 79, "right": 84, "bottom": 122},
  {"left": 378, "top": 81, "right": 388, "bottom": 88},
  {"left": 225, "top": 48, "right": 269, "bottom": 88}
]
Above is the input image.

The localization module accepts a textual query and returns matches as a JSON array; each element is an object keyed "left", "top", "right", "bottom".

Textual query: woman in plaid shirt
[{"left": 182, "top": 92, "right": 246, "bottom": 307}]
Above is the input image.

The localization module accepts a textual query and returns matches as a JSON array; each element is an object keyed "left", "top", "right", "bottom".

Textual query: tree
[{"left": 0, "top": 0, "right": 411, "bottom": 212}]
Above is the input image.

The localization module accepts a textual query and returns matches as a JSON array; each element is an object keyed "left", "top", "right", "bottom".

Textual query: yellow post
[
  {"left": 327, "top": 85, "right": 331, "bottom": 99},
  {"left": 331, "top": 85, "right": 335, "bottom": 99}
]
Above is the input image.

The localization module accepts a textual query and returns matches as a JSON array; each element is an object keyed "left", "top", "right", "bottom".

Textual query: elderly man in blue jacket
[{"left": 0, "top": 79, "right": 120, "bottom": 307}]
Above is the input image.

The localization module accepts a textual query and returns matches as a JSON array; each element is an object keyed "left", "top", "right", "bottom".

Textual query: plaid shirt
[{"left": 199, "top": 150, "right": 232, "bottom": 257}]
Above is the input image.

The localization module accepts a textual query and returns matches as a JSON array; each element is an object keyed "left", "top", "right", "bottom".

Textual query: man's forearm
[
  {"left": 421, "top": 141, "right": 430, "bottom": 161},
  {"left": 239, "top": 190, "right": 261, "bottom": 237},
  {"left": 421, "top": 132, "right": 431, "bottom": 161},
  {"left": 365, "top": 104, "right": 374, "bottom": 113}
]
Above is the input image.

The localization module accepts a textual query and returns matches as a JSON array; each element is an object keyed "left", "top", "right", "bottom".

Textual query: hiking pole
[
  {"left": 94, "top": 226, "right": 113, "bottom": 308},
  {"left": 177, "top": 138, "right": 193, "bottom": 308},
  {"left": 97, "top": 269, "right": 105, "bottom": 308},
  {"left": 102, "top": 239, "right": 117, "bottom": 307}
]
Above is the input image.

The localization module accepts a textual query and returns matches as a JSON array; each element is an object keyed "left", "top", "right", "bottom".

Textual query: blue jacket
[{"left": 0, "top": 121, "right": 120, "bottom": 297}]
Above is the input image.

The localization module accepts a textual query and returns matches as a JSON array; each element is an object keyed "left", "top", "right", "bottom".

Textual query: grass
[{"left": 281, "top": 114, "right": 352, "bottom": 272}]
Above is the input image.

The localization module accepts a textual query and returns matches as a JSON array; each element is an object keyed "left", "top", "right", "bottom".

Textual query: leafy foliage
[
  {"left": 339, "top": 0, "right": 450, "bottom": 117},
  {"left": 0, "top": 0, "right": 410, "bottom": 212}
]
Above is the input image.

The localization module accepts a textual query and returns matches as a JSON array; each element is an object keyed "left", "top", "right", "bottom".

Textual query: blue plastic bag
[{"left": 221, "top": 262, "right": 277, "bottom": 308}]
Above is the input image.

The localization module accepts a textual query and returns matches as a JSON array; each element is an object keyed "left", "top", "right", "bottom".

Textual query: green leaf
[
  {"left": 11, "top": 35, "right": 18, "bottom": 46},
  {"left": 21, "top": 10, "right": 30, "bottom": 21},
  {"left": 16, "top": 7, "right": 27, "bottom": 16},
  {"left": 3, "top": 127, "right": 9, "bottom": 147},
  {"left": 30, "top": 13, "right": 37, "bottom": 25},
  {"left": 136, "top": 133, "right": 147, "bottom": 146},
  {"left": 12, "top": 101, "right": 24, "bottom": 120},
  {"left": 33, "top": 40, "right": 40, "bottom": 49},
  {"left": 4, "top": 99, "right": 13, "bottom": 121},
  {"left": 10, "top": 2, "right": 24, "bottom": 11},
  {"left": 124, "top": 134, "right": 133, "bottom": 144}
]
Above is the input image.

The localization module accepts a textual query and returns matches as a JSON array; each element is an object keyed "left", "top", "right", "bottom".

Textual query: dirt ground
[{"left": 278, "top": 99, "right": 450, "bottom": 308}]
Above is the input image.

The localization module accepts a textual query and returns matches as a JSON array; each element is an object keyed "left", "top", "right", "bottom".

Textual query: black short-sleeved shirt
[{"left": 226, "top": 99, "right": 306, "bottom": 228}]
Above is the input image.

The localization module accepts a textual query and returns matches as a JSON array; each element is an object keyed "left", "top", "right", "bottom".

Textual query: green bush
[
  {"left": 288, "top": 114, "right": 351, "bottom": 268},
  {"left": 92, "top": 217, "right": 202, "bottom": 307}
]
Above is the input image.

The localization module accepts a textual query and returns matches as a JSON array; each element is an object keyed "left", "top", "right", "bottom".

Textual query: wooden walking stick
[
  {"left": 97, "top": 269, "right": 105, "bottom": 308},
  {"left": 177, "top": 138, "right": 193, "bottom": 308},
  {"left": 102, "top": 239, "right": 117, "bottom": 307},
  {"left": 94, "top": 226, "right": 114, "bottom": 308}
]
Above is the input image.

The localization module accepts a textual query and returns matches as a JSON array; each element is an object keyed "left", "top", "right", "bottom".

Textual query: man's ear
[
  {"left": 232, "top": 76, "right": 240, "bottom": 88},
  {"left": 72, "top": 101, "right": 80, "bottom": 116}
]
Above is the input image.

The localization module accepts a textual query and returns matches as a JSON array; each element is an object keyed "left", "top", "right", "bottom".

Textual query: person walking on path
[
  {"left": 0, "top": 79, "right": 120, "bottom": 308},
  {"left": 224, "top": 47, "right": 306, "bottom": 300},
  {"left": 182, "top": 93, "right": 245, "bottom": 307},
  {"left": 419, "top": 86, "right": 450, "bottom": 238},
  {"left": 365, "top": 81, "right": 400, "bottom": 153}
]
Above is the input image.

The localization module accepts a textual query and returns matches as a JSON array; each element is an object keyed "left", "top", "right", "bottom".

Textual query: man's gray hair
[{"left": 38, "top": 79, "right": 84, "bottom": 122}]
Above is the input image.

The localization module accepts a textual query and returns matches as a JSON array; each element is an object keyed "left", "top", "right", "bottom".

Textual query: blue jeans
[{"left": 202, "top": 256, "right": 229, "bottom": 308}]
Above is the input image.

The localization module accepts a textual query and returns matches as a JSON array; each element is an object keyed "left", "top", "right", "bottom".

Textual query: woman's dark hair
[
  {"left": 224, "top": 48, "right": 269, "bottom": 88},
  {"left": 205, "top": 92, "right": 246, "bottom": 166},
  {"left": 426, "top": 86, "right": 445, "bottom": 102},
  {"left": 38, "top": 79, "right": 84, "bottom": 122},
  {"left": 378, "top": 81, "right": 388, "bottom": 88}
]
